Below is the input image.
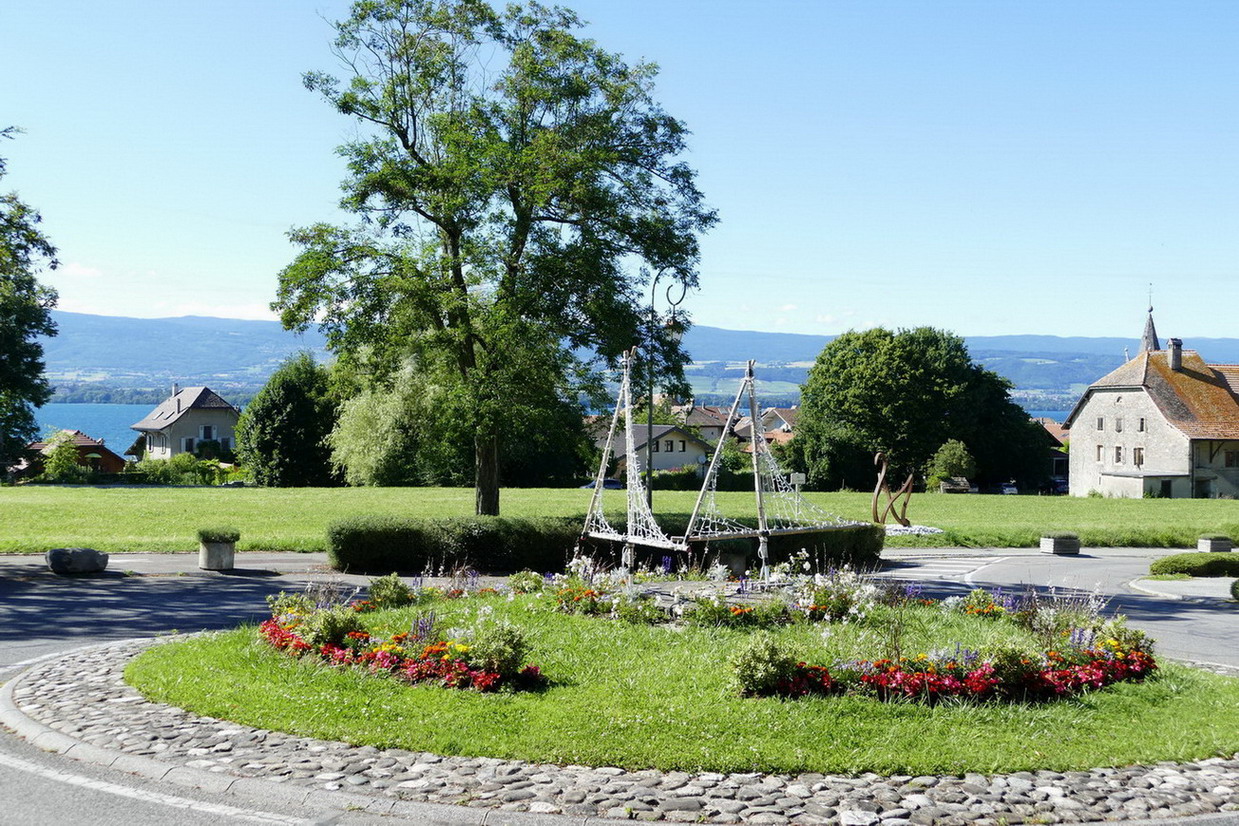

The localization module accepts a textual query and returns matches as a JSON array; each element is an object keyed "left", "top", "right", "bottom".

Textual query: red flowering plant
[{"left": 257, "top": 596, "right": 545, "bottom": 692}]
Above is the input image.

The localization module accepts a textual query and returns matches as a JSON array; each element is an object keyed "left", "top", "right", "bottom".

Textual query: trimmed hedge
[
  {"left": 1232, "top": 578, "right": 1239, "bottom": 601},
  {"left": 1149, "top": 552, "right": 1239, "bottom": 578},
  {"left": 327, "top": 513, "right": 885, "bottom": 576},
  {"left": 327, "top": 515, "right": 581, "bottom": 574}
]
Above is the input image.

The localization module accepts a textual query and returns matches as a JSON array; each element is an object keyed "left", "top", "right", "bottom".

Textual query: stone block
[
  {"left": 199, "top": 541, "right": 235, "bottom": 570},
  {"left": 1039, "top": 537, "right": 1080, "bottom": 555},
  {"left": 46, "top": 547, "right": 109, "bottom": 574},
  {"left": 1197, "top": 537, "right": 1232, "bottom": 553}
]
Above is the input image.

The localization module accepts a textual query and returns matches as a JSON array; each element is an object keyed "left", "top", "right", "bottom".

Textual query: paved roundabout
[{"left": 3, "top": 636, "right": 1239, "bottom": 826}]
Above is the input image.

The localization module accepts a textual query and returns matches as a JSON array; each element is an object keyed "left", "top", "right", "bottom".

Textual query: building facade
[{"left": 131, "top": 385, "right": 241, "bottom": 460}]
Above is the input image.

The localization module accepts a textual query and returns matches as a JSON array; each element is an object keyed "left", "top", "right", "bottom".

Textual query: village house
[
  {"left": 15, "top": 430, "right": 126, "bottom": 477},
  {"left": 1064, "top": 310, "right": 1239, "bottom": 498},
  {"left": 131, "top": 385, "right": 241, "bottom": 459},
  {"left": 601, "top": 423, "right": 713, "bottom": 476}
]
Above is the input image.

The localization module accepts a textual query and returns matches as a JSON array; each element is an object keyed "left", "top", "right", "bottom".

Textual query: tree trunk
[{"left": 474, "top": 433, "right": 500, "bottom": 516}]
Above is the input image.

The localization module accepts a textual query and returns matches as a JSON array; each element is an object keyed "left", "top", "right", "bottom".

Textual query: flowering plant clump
[
  {"left": 959, "top": 588, "right": 1010, "bottom": 618},
  {"left": 257, "top": 599, "right": 544, "bottom": 693},
  {"left": 684, "top": 593, "right": 792, "bottom": 628},
  {"left": 797, "top": 566, "right": 880, "bottom": 623},
  {"left": 554, "top": 579, "right": 613, "bottom": 615}
]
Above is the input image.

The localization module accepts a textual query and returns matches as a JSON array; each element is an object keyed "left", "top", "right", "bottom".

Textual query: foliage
[
  {"left": 367, "top": 573, "right": 416, "bottom": 610},
  {"left": 326, "top": 514, "right": 579, "bottom": 574},
  {"left": 925, "top": 439, "right": 976, "bottom": 482},
  {"left": 235, "top": 352, "right": 339, "bottom": 487},
  {"left": 275, "top": 0, "right": 715, "bottom": 515},
  {"left": 794, "top": 327, "right": 1051, "bottom": 490},
  {"left": 1232, "top": 578, "right": 1239, "bottom": 601},
  {"left": 799, "top": 567, "right": 880, "bottom": 622},
  {"left": 295, "top": 604, "right": 365, "bottom": 648},
  {"left": 507, "top": 570, "right": 548, "bottom": 594},
  {"left": 196, "top": 526, "right": 240, "bottom": 544},
  {"left": 0, "top": 127, "right": 58, "bottom": 470},
  {"left": 1149, "top": 552, "right": 1239, "bottom": 578},
  {"left": 466, "top": 621, "right": 528, "bottom": 677},
  {"left": 37, "top": 431, "right": 90, "bottom": 483},
  {"left": 130, "top": 452, "right": 222, "bottom": 485},
  {"left": 684, "top": 594, "right": 793, "bottom": 628},
  {"left": 611, "top": 592, "right": 665, "bottom": 624},
  {"left": 728, "top": 632, "right": 802, "bottom": 697}
]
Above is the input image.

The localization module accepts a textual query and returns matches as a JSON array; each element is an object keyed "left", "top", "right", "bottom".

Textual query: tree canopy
[
  {"left": 235, "top": 353, "right": 340, "bottom": 487},
  {"left": 274, "top": 0, "right": 715, "bottom": 512},
  {"left": 792, "top": 327, "right": 1051, "bottom": 490},
  {"left": 0, "top": 127, "right": 58, "bottom": 471}
]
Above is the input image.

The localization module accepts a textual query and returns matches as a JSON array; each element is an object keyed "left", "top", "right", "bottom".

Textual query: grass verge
[
  {"left": 5, "top": 486, "right": 1239, "bottom": 553},
  {"left": 126, "top": 597, "right": 1239, "bottom": 775}
]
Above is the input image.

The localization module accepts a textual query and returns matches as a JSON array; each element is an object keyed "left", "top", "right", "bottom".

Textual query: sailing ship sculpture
[{"left": 581, "top": 349, "right": 863, "bottom": 579}]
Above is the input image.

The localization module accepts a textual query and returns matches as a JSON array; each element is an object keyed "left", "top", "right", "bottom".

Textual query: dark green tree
[
  {"left": 0, "top": 127, "right": 58, "bottom": 471},
  {"left": 274, "top": 0, "right": 715, "bottom": 514},
  {"left": 235, "top": 352, "right": 340, "bottom": 486},
  {"left": 795, "top": 327, "right": 1049, "bottom": 490}
]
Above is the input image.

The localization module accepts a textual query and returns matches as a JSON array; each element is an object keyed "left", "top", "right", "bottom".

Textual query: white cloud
[
  {"left": 59, "top": 262, "right": 103, "bottom": 279},
  {"left": 815, "top": 314, "right": 836, "bottom": 324},
  {"left": 779, "top": 303, "right": 798, "bottom": 313}
]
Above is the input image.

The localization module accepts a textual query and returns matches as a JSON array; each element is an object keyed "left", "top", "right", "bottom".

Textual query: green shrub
[
  {"left": 650, "top": 465, "right": 703, "bottom": 491},
  {"left": 652, "top": 514, "right": 885, "bottom": 572},
  {"left": 266, "top": 590, "right": 315, "bottom": 618},
  {"left": 507, "top": 570, "right": 547, "bottom": 593},
  {"left": 197, "top": 526, "right": 240, "bottom": 544},
  {"left": 297, "top": 605, "right": 364, "bottom": 647},
  {"left": 612, "top": 593, "right": 666, "bottom": 624},
  {"left": 1043, "top": 531, "right": 1078, "bottom": 540},
  {"left": 466, "top": 621, "right": 528, "bottom": 678},
  {"left": 367, "top": 573, "right": 415, "bottom": 609},
  {"left": 1231, "top": 578, "right": 1239, "bottom": 601},
  {"left": 728, "top": 632, "right": 801, "bottom": 696},
  {"left": 1149, "top": 552, "right": 1239, "bottom": 578},
  {"left": 326, "top": 515, "right": 580, "bottom": 574},
  {"left": 1199, "top": 534, "right": 1232, "bottom": 542}
]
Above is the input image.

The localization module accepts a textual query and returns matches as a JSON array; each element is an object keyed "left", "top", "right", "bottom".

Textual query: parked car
[
  {"left": 580, "top": 478, "right": 623, "bottom": 489},
  {"left": 1000, "top": 482, "right": 1018, "bottom": 495}
]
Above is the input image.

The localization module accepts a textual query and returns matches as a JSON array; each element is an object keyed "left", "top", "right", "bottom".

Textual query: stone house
[
  {"left": 1064, "top": 311, "right": 1239, "bottom": 498},
  {"left": 131, "top": 385, "right": 241, "bottom": 460}
]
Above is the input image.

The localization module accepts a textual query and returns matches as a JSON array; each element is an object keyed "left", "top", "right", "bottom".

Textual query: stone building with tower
[{"left": 1064, "top": 310, "right": 1239, "bottom": 498}]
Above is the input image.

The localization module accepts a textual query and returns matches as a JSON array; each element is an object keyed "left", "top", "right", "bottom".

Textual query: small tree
[
  {"left": 926, "top": 439, "right": 976, "bottom": 482},
  {"left": 39, "top": 431, "right": 88, "bottom": 483},
  {"left": 235, "top": 353, "right": 339, "bottom": 486}
]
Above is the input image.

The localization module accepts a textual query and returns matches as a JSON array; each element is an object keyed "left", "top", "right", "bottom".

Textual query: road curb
[
  {"left": 0, "top": 638, "right": 626, "bottom": 825},
  {"left": 1128, "top": 578, "right": 1238, "bottom": 604}
]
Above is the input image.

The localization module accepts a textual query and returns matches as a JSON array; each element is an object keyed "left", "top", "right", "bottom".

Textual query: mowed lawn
[{"left": 2, "top": 485, "right": 1239, "bottom": 553}]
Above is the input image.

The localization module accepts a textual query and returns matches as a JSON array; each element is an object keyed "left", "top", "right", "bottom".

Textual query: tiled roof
[
  {"left": 27, "top": 430, "right": 108, "bottom": 451},
  {"left": 131, "top": 387, "right": 239, "bottom": 432},
  {"left": 1034, "top": 417, "right": 1068, "bottom": 446},
  {"left": 1066, "top": 350, "right": 1239, "bottom": 440}
]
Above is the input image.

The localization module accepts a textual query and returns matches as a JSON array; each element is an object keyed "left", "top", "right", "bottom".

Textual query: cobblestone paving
[{"left": 11, "top": 639, "right": 1239, "bottom": 825}]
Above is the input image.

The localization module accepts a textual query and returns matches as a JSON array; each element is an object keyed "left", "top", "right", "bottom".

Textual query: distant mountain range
[{"left": 40, "top": 311, "right": 1239, "bottom": 412}]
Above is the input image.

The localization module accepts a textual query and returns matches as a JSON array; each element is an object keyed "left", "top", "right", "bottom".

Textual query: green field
[
  {"left": 3, "top": 486, "right": 1239, "bottom": 553},
  {"left": 127, "top": 596, "right": 1239, "bottom": 775}
]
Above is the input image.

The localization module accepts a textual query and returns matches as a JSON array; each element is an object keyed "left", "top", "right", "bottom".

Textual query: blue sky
[{"left": 5, "top": 1, "right": 1238, "bottom": 339}]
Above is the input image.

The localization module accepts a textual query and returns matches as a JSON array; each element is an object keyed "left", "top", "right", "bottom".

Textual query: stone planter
[
  {"left": 199, "top": 541, "right": 236, "bottom": 570},
  {"left": 1040, "top": 536, "right": 1080, "bottom": 555},
  {"left": 1197, "top": 537, "right": 1233, "bottom": 553}
]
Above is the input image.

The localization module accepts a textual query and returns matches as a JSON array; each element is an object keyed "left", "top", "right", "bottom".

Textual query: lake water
[{"left": 35, "top": 403, "right": 152, "bottom": 455}]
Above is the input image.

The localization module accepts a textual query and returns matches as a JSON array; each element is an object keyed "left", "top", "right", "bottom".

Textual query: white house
[
  {"left": 603, "top": 423, "right": 713, "bottom": 475},
  {"left": 1064, "top": 311, "right": 1239, "bottom": 498},
  {"left": 131, "top": 385, "right": 241, "bottom": 460}
]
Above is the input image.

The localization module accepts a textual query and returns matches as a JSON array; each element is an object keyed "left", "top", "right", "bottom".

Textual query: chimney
[
  {"left": 1168, "top": 338, "right": 1182, "bottom": 371},
  {"left": 172, "top": 382, "right": 179, "bottom": 397}
]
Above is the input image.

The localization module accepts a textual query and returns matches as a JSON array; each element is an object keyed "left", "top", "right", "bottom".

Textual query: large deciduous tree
[
  {"left": 275, "top": 0, "right": 715, "bottom": 514},
  {"left": 0, "top": 127, "right": 58, "bottom": 472},
  {"left": 235, "top": 352, "right": 341, "bottom": 486},
  {"left": 792, "top": 328, "right": 1051, "bottom": 490}
]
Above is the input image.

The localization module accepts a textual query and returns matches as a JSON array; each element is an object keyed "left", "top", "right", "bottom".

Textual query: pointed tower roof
[{"left": 1140, "top": 306, "right": 1160, "bottom": 353}]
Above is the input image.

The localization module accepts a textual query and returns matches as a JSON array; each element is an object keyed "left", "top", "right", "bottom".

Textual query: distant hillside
[{"left": 38, "top": 313, "right": 1239, "bottom": 412}]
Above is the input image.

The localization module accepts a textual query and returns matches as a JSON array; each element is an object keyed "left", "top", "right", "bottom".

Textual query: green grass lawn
[
  {"left": 126, "top": 595, "right": 1239, "bottom": 775},
  {"left": 3, "top": 485, "right": 1239, "bottom": 553}
]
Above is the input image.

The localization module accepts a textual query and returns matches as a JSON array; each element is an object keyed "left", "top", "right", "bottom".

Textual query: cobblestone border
[{"left": 4, "top": 637, "right": 1239, "bottom": 826}]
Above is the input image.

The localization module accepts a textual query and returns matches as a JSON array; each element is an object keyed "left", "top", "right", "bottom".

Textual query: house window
[
  {"left": 200, "top": 425, "right": 214, "bottom": 441},
  {"left": 652, "top": 440, "right": 659, "bottom": 452},
  {"left": 1096, "top": 417, "right": 1104, "bottom": 431},
  {"left": 1114, "top": 446, "right": 1123, "bottom": 464},
  {"left": 664, "top": 440, "right": 674, "bottom": 453},
  {"left": 182, "top": 437, "right": 195, "bottom": 454},
  {"left": 1134, "top": 447, "right": 1144, "bottom": 467},
  {"left": 1226, "top": 451, "right": 1239, "bottom": 468},
  {"left": 1138, "top": 418, "right": 1146, "bottom": 432},
  {"left": 1096, "top": 445, "right": 1103, "bottom": 462},
  {"left": 679, "top": 440, "right": 686, "bottom": 452},
  {"left": 1160, "top": 480, "right": 1173, "bottom": 498},
  {"left": 1115, "top": 417, "right": 1123, "bottom": 433}
]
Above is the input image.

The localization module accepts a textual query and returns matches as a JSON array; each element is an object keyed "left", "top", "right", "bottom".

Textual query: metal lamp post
[{"left": 645, "top": 270, "right": 686, "bottom": 510}]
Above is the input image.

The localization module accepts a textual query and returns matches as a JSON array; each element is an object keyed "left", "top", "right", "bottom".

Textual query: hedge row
[
  {"left": 1149, "top": 552, "right": 1239, "bottom": 578},
  {"left": 326, "top": 513, "right": 885, "bottom": 575}
]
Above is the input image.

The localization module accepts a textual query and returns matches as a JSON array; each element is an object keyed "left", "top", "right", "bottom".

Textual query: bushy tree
[
  {"left": 235, "top": 352, "right": 340, "bottom": 486},
  {"left": 275, "top": 0, "right": 714, "bottom": 514},
  {"left": 926, "top": 439, "right": 976, "bottom": 481},
  {"left": 795, "top": 328, "right": 1049, "bottom": 489},
  {"left": 38, "top": 431, "right": 88, "bottom": 483},
  {"left": 0, "top": 127, "right": 58, "bottom": 470}
]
